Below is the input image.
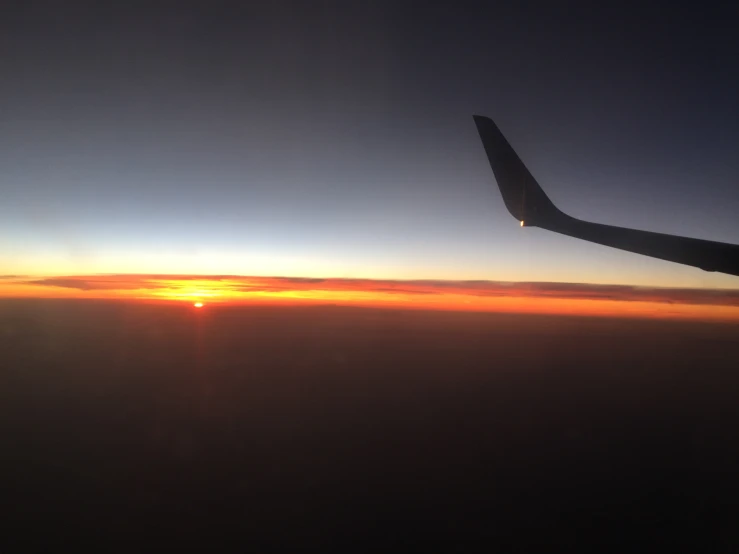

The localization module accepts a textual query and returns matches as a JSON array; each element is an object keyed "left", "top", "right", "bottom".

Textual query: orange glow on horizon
[{"left": 1, "top": 274, "right": 738, "bottom": 322}]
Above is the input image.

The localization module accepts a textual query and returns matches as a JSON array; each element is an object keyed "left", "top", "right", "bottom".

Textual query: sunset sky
[{"left": 1, "top": 4, "right": 738, "bottom": 319}]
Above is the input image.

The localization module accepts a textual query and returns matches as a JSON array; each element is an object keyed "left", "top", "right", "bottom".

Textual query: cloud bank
[
  {"left": 3, "top": 274, "right": 739, "bottom": 321},
  {"left": 8, "top": 274, "right": 738, "bottom": 306}
]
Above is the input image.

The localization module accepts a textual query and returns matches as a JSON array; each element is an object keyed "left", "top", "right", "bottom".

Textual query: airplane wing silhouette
[{"left": 473, "top": 115, "right": 739, "bottom": 277}]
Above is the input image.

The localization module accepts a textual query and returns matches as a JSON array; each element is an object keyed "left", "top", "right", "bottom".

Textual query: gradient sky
[{"left": 1, "top": 3, "right": 738, "bottom": 288}]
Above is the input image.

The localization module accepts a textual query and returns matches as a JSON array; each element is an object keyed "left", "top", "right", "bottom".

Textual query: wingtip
[
  {"left": 473, "top": 114, "right": 560, "bottom": 227},
  {"left": 472, "top": 115, "right": 500, "bottom": 135}
]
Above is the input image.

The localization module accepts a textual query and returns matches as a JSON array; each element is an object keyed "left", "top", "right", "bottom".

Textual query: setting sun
[{"left": 194, "top": 302, "right": 204, "bottom": 308}]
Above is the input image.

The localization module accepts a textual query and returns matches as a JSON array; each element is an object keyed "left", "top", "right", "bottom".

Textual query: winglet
[
  {"left": 472, "top": 114, "right": 739, "bottom": 276},
  {"left": 473, "top": 115, "right": 562, "bottom": 227}
]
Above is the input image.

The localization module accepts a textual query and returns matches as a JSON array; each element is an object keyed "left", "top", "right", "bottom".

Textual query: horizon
[{"left": 3, "top": 272, "right": 739, "bottom": 322}]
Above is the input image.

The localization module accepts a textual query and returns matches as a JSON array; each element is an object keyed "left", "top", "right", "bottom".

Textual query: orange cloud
[{"left": 2, "top": 274, "right": 739, "bottom": 322}]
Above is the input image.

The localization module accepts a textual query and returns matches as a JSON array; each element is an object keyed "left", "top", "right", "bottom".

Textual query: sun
[{"left": 194, "top": 302, "right": 204, "bottom": 308}]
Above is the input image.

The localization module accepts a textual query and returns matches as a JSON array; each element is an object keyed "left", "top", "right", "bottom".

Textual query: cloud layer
[{"left": 8, "top": 274, "right": 739, "bottom": 306}]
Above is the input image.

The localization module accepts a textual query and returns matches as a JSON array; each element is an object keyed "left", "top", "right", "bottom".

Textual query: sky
[{"left": 1, "top": 2, "right": 738, "bottom": 315}]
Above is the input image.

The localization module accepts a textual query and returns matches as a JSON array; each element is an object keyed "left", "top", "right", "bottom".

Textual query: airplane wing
[{"left": 473, "top": 115, "right": 739, "bottom": 277}]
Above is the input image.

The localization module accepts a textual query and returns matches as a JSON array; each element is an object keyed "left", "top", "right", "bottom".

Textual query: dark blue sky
[{"left": 1, "top": 2, "right": 737, "bottom": 287}]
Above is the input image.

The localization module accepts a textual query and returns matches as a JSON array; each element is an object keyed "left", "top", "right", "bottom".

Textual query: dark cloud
[
  {"left": 20, "top": 277, "right": 149, "bottom": 291},
  {"left": 278, "top": 277, "right": 327, "bottom": 284},
  {"left": 368, "top": 288, "right": 434, "bottom": 295},
  {"left": 102, "top": 274, "right": 239, "bottom": 281},
  {"left": 230, "top": 286, "right": 293, "bottom": 294}
]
